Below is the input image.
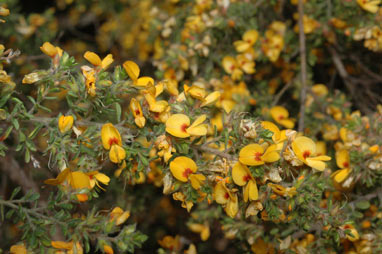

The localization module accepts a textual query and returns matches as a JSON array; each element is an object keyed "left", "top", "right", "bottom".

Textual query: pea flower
[
  {"left": 261, "top": 121, "right": 287, "bottom": 150},
  {"left": 86, "top": 171, "right": 110, "bottom": 190},
  {"left": 233, "top": 29, "right": 259, "bottom": 52},
  {"left": 51, "top": 241, "right": 84, "bottom": 254},
  {"left": 232, "top": 162, "right": 258, "bottom": 202},
  {"left": 188, "top": 223, "right": 210, "bottom": 241},
  {"left": 103, "top": 245, "right": 114, "bottom": 254},
  {"left": 357, "top": 0, "right": 381, "bottom": 13},
  {"left": 10, "top": 244, "right": 27, "bottom": 254},
  {"left": 123, "top": 60, "right": 154, "bottom": 87},
  {"left": 239, "top": 143, "right": 280, "bottom": 166},
  {"left": 109, "top": 207, "right": 130, "bottom": 225},
  {"left": 270, "top": 106, "right": 295, "bottom": 129},
  {"left": 58, "top": 115, "right": 74, "bottom": 134},
  {"left": 214, "top": 181, "right": 239, "bottom": 218},
  {"left": 40, "top": 42, "right": 62, "bottom": 58},
  {"left": 81, "top": 66, "right": 97, "bottom": 97},
  {"left": 84, "top": 51, "right": 113, "bottom": 70},
  {"left": 291, "top": 136, "right": 331, "bottom": 171},
  {"left": 169, "top": 156, "right": 206, "bottom": 189},
  {"left": 173, "top": 192, "right": 194, "bottom": 212},
  {"left": 130, "top": 98, "right": 146, "bottom": 128},
  {"left": 101, "top": 123, "right": 126, "bottom": 164},
  {"left": 331, "top": 149, "right": 351, "bottom": 183},
  {"left": 44, "top": 168, "right": 91, "bottom": 190},
  {"left": 166, "top": 114, "right": 208, "bottom": 138},
  {"left": 142, "top": 84, "right": 169, "bottom": 113},
  {"left": 222, "top": 56, "right": 243, "bottom": 81}
]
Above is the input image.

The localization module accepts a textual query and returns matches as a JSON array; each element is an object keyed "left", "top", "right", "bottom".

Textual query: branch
[
  {"left": 0, "top": 154, "right": 39, "bottom": 194},
  {"left": 193, "top": 145, "right": 235, "bottom": 161},
  {"left": 297, "top": 0, "right": 307, "bottom": 133},
  {"left": 272, "top": 80, "right": 293, "bottom": 107}
]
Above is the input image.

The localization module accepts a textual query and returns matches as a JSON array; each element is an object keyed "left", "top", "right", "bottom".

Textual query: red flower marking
[
  {"left": 278, "top": 115, "right": 285, "bottom": 120},
  {"left": 303, "top": 150, "right": 311, "bottom": 159},
  {"left": 224, "top": 192, "right": 230, "bottom": 200},
  {"left": 134, "top": 109, "right": 141, "bottom": 116},
  {"left": 108, "top": 137, "right": 119, "bottom": 147},
  {"left": 183, "top": 168, "right": 193, "bottom": 179},
  {"left": 181, "top": 123, "right": 189, "bottom": 133},
  {"left": 254, "top": 152, "right": 262, "bottom": 161},
  {"left": 243, "top": 174, "right": 251, "bottom": 182},
  {"left": 343, "top": 162, "right": 349, "bottom": 168}
]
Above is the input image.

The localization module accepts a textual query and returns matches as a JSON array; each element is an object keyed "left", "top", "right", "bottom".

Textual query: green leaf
[
  {"left": 116, "top": 103, "right": 122, "bottom": 123},
  {"left": 11, "top": 118, "right": 19, "bottom": 130},
  {"left": 355, "top": 200, "right": 370, "bottom": 210},
  {"left": 10, "top": 187, "right": 21, "bottom": 200},
  {"left": 25, "top": 148, "right": 31, "bottom": 163}
]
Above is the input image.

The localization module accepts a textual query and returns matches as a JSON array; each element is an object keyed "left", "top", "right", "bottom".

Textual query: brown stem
[{"left": 297, "top": 0, "right": 307, "bottom": 133}]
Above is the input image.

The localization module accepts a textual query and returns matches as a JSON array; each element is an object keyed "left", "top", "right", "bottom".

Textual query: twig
[
  {"left": 328, "top": 47, "right": 372, "bottom": 114},
  {"left": 297, "top": 0, "right": 307, "bottom": 133},
  {"left": 193, "top": 145, "right": 235, "bottom": 161},
  {"left": 272, "top": 80, "right": 293, "bottom": 107},
  {"left": 0, "top": 154, "right": 39, "bottom": 194}
]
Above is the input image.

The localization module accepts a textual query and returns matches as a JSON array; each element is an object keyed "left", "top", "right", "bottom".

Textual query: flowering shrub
[{"left": 1, "top": 0, "right": 382, "bottom": 253}]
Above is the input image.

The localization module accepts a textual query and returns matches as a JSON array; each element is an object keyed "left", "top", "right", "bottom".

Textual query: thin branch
[
  {"left": 297, "top": 0, "right": 307, "bottom": 133},
  {"left": 272, "top": 80, "right": 294, "bottom": 107},
  {"left": 0, "top": 154, "right": 39, "bottom": 194}
]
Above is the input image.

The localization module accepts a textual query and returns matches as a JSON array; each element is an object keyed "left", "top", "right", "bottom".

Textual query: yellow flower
[
  {"left": 173, "top": 192, "right": 194, "bottom": 212},
  {"left": 268, "top": 183, "right": 297, "bottom": 197},
  {"left": 233, "top": 29, "right": 259, "bottom": 52},
  {"left": 158, "top": 235, "right": 181, "bottom": 251},
  {"left": 293, "top": 14, "right": 319, "bottom": 34},
  {"left": 58, "top": 115, "right": 74, "bottom": 134},
  {"left": 109, "top": 144, "right": 126, "bottom": 164},
  {"left": 101, "top": 123, "right": 122, "bottom": 150},
  {"left": 10, "top": 244, "right": 27, "bottom": 254},
  {"left": 86, "top": 171, "right": 110, "bottom": 190},
  {"left": 270, "top": 106, "right": 295, "bottom": 129},
  {"left": 101, "top": 123, "right": 126, "bottom": 164},
  {"left": 312, "top": 84, "right": 329, "bottom": 97},
  {"left": 357, "top": 0, "right": 381, "bottom": 13},
  {"left": 110, "top": 207, "right": 130, "bottom": 226},
  {"left": 291, "top": 136, "right": 331, "bottom": 171},
  {"left": 201, "top": 91, "right": 221, "bottom": 107},
  {"left": 155, "top": 135, "right": 176, "bottom": 163},
  {"left": 341, "top": 224, "right": 359, "bottom": 242},
  {"left": 103, "top": 244, "right": 114, "bottom": 254},
  {"left": 331, "top": 149, "right": 352, "bottom": 183},
  {"left": 142, "top": 85, "right": 169, "bottom": 113},
  {"left": 40, "top": 42, "right": 63, "bottom": 58},
  {"left": 232, "top": 162, "right": 258, "bottom": 202},
  {"left": 44, "top": 168, "right": 91, "bottom": 190},
  {"left": 222, "top": 56, "right": 243, "bottom": 80},
  {"left": 81, "top": 66, "right": 97, "bottom": 97},
  {"left": 165, "top": 114, "right": 207, "bottom": 138},
  {"left": 184, "top": 84, "right": 207, "bottom": 100},
  {"left": 123, "top": 60, "right": 154, "bottom": 87},
  {"left": 170, "top": 157, "right": 197, "bottom": 183},
  {"left": 188, "top": 223, "right": 210, "bottom": 241},
  {"left": 22, "top": 72, "right": 40, "bottom": 84},
  {"left": 213, "top": 181, "right": 238, "bottom": 218},
  {"left": 239, "top": 144, "right": 280, "bottom": 166},
  {"left": 169, "top": 157, "right": 205, "bottom": 189},
  {"left": 51, "top": 241, "right": 83, "bottom": 254},
  {"left": 84, "top": 51, "right": 113, "bottom": 70},
  {"left": 130, "top": 98, "right": 145, "bottom": 128},
  {"left": 237, "top": 54, "right": 255, "bottom": 74},
  {"left": 261, "top": 121, "right": 286, "bottom": 149}
]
